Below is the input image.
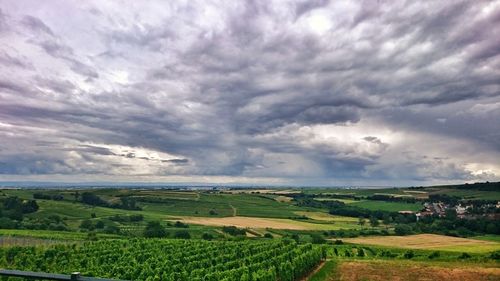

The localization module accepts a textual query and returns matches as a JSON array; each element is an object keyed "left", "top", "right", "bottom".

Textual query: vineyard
[{"left": 0, "top": 239, "right": 325, "bottom": 281}]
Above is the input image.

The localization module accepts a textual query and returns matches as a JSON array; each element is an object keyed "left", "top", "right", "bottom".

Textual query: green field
[
  {"left": 0, "top": 186, "right": 499, "bottom": 281},
  {"left": 350, "top": 200, "right": 422, "bottom": 212}
]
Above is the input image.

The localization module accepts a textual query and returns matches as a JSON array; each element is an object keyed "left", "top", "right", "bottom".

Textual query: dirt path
[
  {"left": 301, "top": 260, "right": 327, "bottom": 281},
  {"left": 229, "top": 204, "right": 237, "bottom": 216}
]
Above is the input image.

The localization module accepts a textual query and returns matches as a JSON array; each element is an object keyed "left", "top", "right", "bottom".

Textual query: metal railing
[{"left": 0, "top": 269, "right": 129, "bottom": 281}]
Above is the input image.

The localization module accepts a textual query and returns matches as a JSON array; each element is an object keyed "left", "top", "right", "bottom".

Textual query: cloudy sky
[{"left": 0, "top": 0, "right": 499, "bottom": 186}]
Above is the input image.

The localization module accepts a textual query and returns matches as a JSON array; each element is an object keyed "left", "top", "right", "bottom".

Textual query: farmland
[
  {"left": 0, "top": 239, "right": 325, "bottom": 280},
  {"left": 172, "top": 215, "right": 362, "bottom": 231},
  {"left": 0, "top": 184, "right": 498, "bottom": 280},
  {"left": 336, "top": 260, "right": 500, "bottom": 281},
  {"left": 349, "top": 200, "right": 422, "bottom": 212},
  {"left": 343, "top": 234, "right": 500, "bottom": 253}
]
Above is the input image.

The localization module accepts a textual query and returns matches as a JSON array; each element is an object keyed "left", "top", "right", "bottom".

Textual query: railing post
[{"left": 71, "top": 272, "right": 80, "bottom": 280}]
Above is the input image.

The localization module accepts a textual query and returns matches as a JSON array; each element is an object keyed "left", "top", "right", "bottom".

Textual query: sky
[{"left": 0, "top": 0, "right": 499, "bottom": 187}]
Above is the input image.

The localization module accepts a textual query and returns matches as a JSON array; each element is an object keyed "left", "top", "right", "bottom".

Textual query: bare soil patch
[
  {"left": 275, "top": 195, "right": 293, "bottom": 202},
  {"left": 338, "top": 260, "right": 500, "bottom": 281}
]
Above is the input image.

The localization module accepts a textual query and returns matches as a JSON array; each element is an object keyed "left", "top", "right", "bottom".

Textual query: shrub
[
  {"left": 264, "top": 233, "right": 273, "bottom": 238},
  {"left": 310, "top": 234, "right": 326, "bottom": 244},
  {"left": 222, "top": 226, "right": 246, "bottom": 236},
  {"left": 404, "top": 250, "right": 414, "bottom": 259},
  {"left": 174, "top": 230, "right": 191, "bottom": 239},
  {"left": 174, "top": 221, "right": 189, "bottom": 228},
  {"left": 201, "top": 233, "right": 214, "bottom": 240},
  {"left": 357, "top": 248, "right": 365, "bottom": 257},
  {"left": 428, "top": 251, "right": 440, "bottom": 259},
  {"left": 489, "top": 251, "right": 500, "bottom": 260},
  {"left": 394, "top": 224, "right": 413, "bottom": 235},
  {"left": 79, "top": 219, "right": 94, "bottom": 230},
  {"left": 459, "top": 252, "right": 471, "bottom": 259},
  {"left": 95, "top": 220, "right": 105, "bottom": 229},
  {"left": 104, "top": 225, "right": 121, "bottom": 235},
  {"left": 144, "top": 221, "right": 167, "bottom": 238}
]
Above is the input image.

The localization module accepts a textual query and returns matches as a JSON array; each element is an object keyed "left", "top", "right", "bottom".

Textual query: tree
[
  {"left": 358, "top": 216, "right": 366, "bottom": 226},
  {"left": 369, "top": 216, "right": 379, "bottom": 227},
  {"left": 382, "top": 214, "right": 393, "bottom": 225},
  {"left": 95, "top": 220, "right": 105, "bottom": 229},
  {"left": 144, "top": 221, "right": 167, "bottom": 238},
  {"left": 394, "top": 224, "right": 413, "bottom": 235},
  {"left": 174, "top": 230, "right": 191, "bottom": 239},
  {"left": 104, "top": 225, "right": 121, "bottom": 234},
  {"left": 310, "top": 234, "right": 326, "bottom": 244},
  {"left": 80, "top": 219, "right": 94, "bottom": 230},
  {"left": 357, "top": 248, "right": 365, "bottom": 257},
  {"left": 404, "top": 250, "right": 414, "bottom": 259},
  {"left": 201, "top": 232, "right": 214, "bottom": 240}
]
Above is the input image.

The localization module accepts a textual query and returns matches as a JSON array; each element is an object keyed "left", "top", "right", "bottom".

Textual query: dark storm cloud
[
  {"left": 295, "top": 0, "right": 330, "bottom": 18},
  {"left": 21, "top": 15, "right": 54, "bottom": 36},
  {"left": 0, "top": 0, "right": 499, "bottom": 185}
]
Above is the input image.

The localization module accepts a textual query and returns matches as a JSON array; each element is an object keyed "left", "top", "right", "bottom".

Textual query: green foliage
[
  {"left": 202, "top": 232, "right": 214, "bottom": 240},
  {"left": 489, "top": 251, "right": 500, "bottom": 260},
  {"left": 0, "top": 239, "right": 324, "bottom": 281},
  {"left": 394, "top": 224, "right": 413, "bottom": 235},
  {"left": 357, "top": 248, "right": 365, "bottom": 257},
  {"left": 308, "top": 259, "right": 337, "bottom": 281},
  {"left": 369, "top": 216, "right": 379, "bottom": 227},
  {"left": 144, "top": 221, "right": 167, "bottom": 238},
  {"left": 428, "top": 251, "right": 440, "bottom": 259},
  {"left": 79, "top": 219, "right": 94, "bottom": 231},
  {"left": 222, "top": 226, "right": 246, "bottom": 236},
  {"left": 173, "top": 230, "right": 191, "bottom": 239},
  {"left": 264, "top": 233, "right": 273, "bottom": 239},
  {"left": 458, "top": 252, "right": 471, "bottom": 259},
  {"left": 403, "top": 250, "right": 414, "bottom": 259},
  {"left": 310, "top": 234, "right": 326, "bottom": 244}
]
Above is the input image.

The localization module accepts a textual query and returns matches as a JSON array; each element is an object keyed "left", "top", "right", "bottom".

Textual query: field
[
  {"left": 0, "top": 229, "right": 120, "bottom": 240},
  {"left": 0, "top": 239, "right": 324, "bottom": 281},
  {"left": 170, "top": 215, "right": 361, "bottom": 231},
  {"left": 343, "top": 234, "right": 500, "bottom": 253},
  {"left": 0, "top": 186, "right": 499, "bottom": 280},
  {"left": 349, "top": 200, "right": 422, "bottom": 212},
  {"left": 335, "top": 260, "right": 500, "bottom": 281}
]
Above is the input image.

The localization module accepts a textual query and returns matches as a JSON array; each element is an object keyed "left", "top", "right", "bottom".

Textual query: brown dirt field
[
  {"left": 338, "top": 260, "right": 500, "bottom": 281},
  {"left": 344, "top": 234, "right": 498, "bottom": 250},
  {"left": 171, "top": 216, "right": 313, "bottom": 230},
  {"left": 275, "top": 195, "right": 293, "bottom": 202}
]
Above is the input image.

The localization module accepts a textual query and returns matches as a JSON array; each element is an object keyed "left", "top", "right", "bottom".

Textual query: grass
[
  {"left": 314, "top": 198, "right": 360, "bottom": 204},
  {"left": 140, "top": 199, "right": 234, "bottom": 217},
  {"left": 294, "top": 211, "right": 359, "bottom": 223},
  {"left": 471, "top": 235, "right": 500, "bottom": 242},
  {"left": 350, "top": 200, "right": 422, "bottom": 212},
  {"left": 203, "top": 194, "right": 306, "bottom": 218},
  {"left": 0, "top": 229, "right": 120, "bottom": 240},
  {"left": 308, "top": 259, "right": 337, "bottom": 281}
]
